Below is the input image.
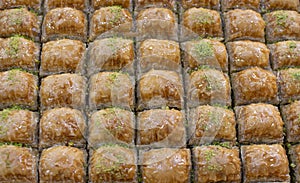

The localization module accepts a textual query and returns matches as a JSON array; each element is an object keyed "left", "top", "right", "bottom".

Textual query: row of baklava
[
  {"left": 1, "top": 36, "right": 299, "bottom": 74},
  {"left": 0, "top": 67, "right": 299, "bottom": 111},
  {"left": 1, "top": 6, "right": 299, "bottom": 43},
  {"left": 1, "top": 101, "right": 299, "bottom": 149},
  {"left": 0, "top": 0, "right": 299, "bottom": 13},
  {"left": 1, "top": 143, "right": 299, "bottom": 182}
]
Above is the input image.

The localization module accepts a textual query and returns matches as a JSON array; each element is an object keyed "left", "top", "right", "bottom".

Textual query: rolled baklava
[
  {"left": 89, "top": 72, "right": 134, "bottom": 110},
  {"left": 281, "top": 100, "right": 300, "bottom": 142},
  {"left": 278, "top": 68, "right": 300, "bottom": 104},
  {"left": 88, "top": 108, "right": 135, "bottom": 147},
  {"left": 188, "top": 105, "right": 236, "bottom": 145},
  {"left": 39, "top": 108, "right": 86, "bottom": 148},
  {"left": 0, "top": 70, "right": 38, "bottom": 110},
  {"left": 40, "top": 74, "right": 86, "bottom": 110},
  {"left": 42, "top": 7, "right": 87, "bottom": 42},
  {"left": 187, "top": 68, "right": 231, "bottom": 107},
  {"left": 231, "top": 67, "right": 278, "bottom": 106},
  {"left": 137, "top": 70, "right": 184, "bottom": 110}
]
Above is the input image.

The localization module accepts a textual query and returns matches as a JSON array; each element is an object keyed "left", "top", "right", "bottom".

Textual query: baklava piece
[
  {"left": 137, "top": 70, "right": 184, "bottom": 110},
  {"left": 138, "top": 39, "right": 180, "bottom": 72},
  {"left": 221, "top": 0, "right": 260, "bottom": 12},
  {"left": 278, "top": 68, "right": 300, "bottom": 104},
  {"left": 241, "top": 144, "right": 290, "bottom": 182},
  {"left": 269, "top": 40, "right": 300, "bottom": 70},
  {"left": 87, "top": 37, "right": 134, "bottom": 76},
  {"left": 42, "top": 7, "right": 87, "bottom": 42},
  {"left": 0, "top": 36, "right": 39, "bottom": 72},
  {"left": 39, "top": 108, "right": 86, "bottom": 148},
  {"left": 289, "top": 144, "right": 300, "bottom": 182},
  {"left": 264, "top": 10, "right": 300, "bottom": 43},
  {"left": 88, "top": 108, "right": 135, "bottom": 148},
  {"left": 261, "top": 0, "right": 300, "bottom": 12},
  {"left": 0, "top": 70, "right": 38, "bottom": 110},
  {"left": 0, "top": 109, "right": 38, "bottom": 146},
  {"left": 231, "top": 67, "right": 278, "bottom": 106},
  {"left": 91, "top": 0, "right": 131, "bottom": 10},
  {"left": 0, "top": 0, "right": 41, "bottom": 12},
  {"left": 182, "top": 0, "right": 220, "bottom": 10},
  {"left": 187, "top": 69, "right": 231, "bottom": 107},
  {"left": 137, "top": 109, "right": 185, "bottom": 148},
  {"left": 188, "top": 105, "right": 236, "bottom": 145},
  {"left": 39, "top": 146, "right": 86, "bottom": 183},
  {"left": 227, "top": 40, "right": 270, "bottom": 73},
  {"left": 0, "top": 145, "right": 37, "bottom": 182},
  {"left": 44, "top": 0, "right": 88, "bottom": 12},
  {"left": 281, "top": 100, "right": 300, "bottom": 142},
  {"left": 41, "top": 39, "right": 85, "bottom": 76},
  {"left": 0, "top": 8, "right": 40, "bottom": 41},
  {"left": 235, "top": 103, "right": 284, "bottom": 144},
  {"left": 40, "top": 74, "right": 86, "bottom": 110},
  {"left": 140, "top": 148, "right": 191, "bottom": 183},
  {"left": 193, "top": 146, "right": 241, "bottom": 183},
  {"left": 182, "top": 39, "right": 228, "bottom": 72},
  {"left": 89, "top": 72, "right": 134, "bottom": 110},
  {"left": 136, "top": 8, "right": 177, "bottom": 41},
  {"left": 181, "top": 8, "right": 223, "bottom": 41},
  {"left": 135, "top": 0, "right": 176, "bottom": 11},
  {"left": 89, "top": 146, "right": 137, "bottom": 182},
  {"left": 224, "top": 9, "right": 265, "bottom": 42},
  {"left": 89, "top": 6, "right": 132, "bottom": 41}
]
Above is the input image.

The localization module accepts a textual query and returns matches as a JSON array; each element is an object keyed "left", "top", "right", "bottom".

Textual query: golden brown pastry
[
  {"left": 135, "top": 0, "right": 176, "bottom": 11},
  {"left": 188, "top": 105, "right": 236, "bottom": 145},
  {"left": 235, "top": 103, "right": 284, "bottom": 144},
  {"left": 89, "top": 72, "right": 134, "bottom": 110},
  {"left": 289, "top": 144, "right": 300, "bottom": 182},
  {"left": 224, "top": 9, "right": 265, "bottom": 42},
  {"left": 182, "top": 39, "right": 228, "bottom": 72},
  {"left": 0, "top": 8, "right": 40, "bottom": 41},
  {"left": 227, "top": 40, "right": 270, "bottom": 72},
  {"left": 140, "top": 148, "right": 191, "bottom": 183},
  {"left": 0, "top": 70, "right": 38, "bottom": 110},
  {"left": 0, "top": 37, "right": 39, "bottom": 72},
  {"left": 269, "top": 40, "right": 300, "bottom": 70},
  {"left": 89, "top": 6, "right": 132, "bottom": 41},
  {"left": 138, "top": 39, "right": 181, "bottom": 72},
  {"left": 281, "top": 100, "right": 300, "bottom": 142},
  {"left": 42, "top": 7, "right": 87, "bottom": 42},
  {"left": 39, "top": 146, "right": 86, "bottom": 183},
  {"left": 0, "top": 145, "right": 37, "bottom": 182},
  {"left": 241, "top": 144, "right": 290, "bottom": 182},
  {"left": 39, "top": 108, "right": 86, "bottom": 148},
  {"left": 87, "top": 37, "right": 134, "bottom": 76},
  {"left": 0, "top": 109, "right": 38, "bottom": 147},
  {"left": 264, "top": 10, "right": 300, "bottom": 43},
  {"left": 182, "top": 0, "right": 220, "bottom": 10},
  {"left": 231, "top": 67, "right": 278, "bottom": 106},
  {"left": 221, "top": 0, "right": 260, "bottom": 12},
  {"left": 88, "top": 108, "right": 135, "bottom": 148},
  {"left": 193, "top": 146, "right": 241, "bottom": 183},
  {"left": 40, "top": 74, "right": 86, "bottom": 110},
  {"left": 261, "top": 0, "right": 300, "bottom": 12},
  {"left": 91, "top": 0, "right": 131, "bottom": 10},
  {"left": 41, "top": 39, "right": 85, "bottom": 76},
  {"left": 182, "top": 8, "right": 223, "bottom": 41},
  {"left": 44, "top": 0, "right": 88, "bottom": 12},
  {"left": 278, "top": 68, "right": 300, "bottom": 104},
  {"left": 187, "top": 69, "right": 231, "bottom": 107},
  {"left": 0, "top": 0, "right": 41, "bottom": 11},
  {"left": 136, "top": 8, "right": 177, "bottom": 41},
  {"left": 137, "top": 70, "right": 184, "bottom": 110},
  {"left": 89, "top": 146, "right": 137, "bottom": 182},
  {"left": 137, "top": 109, "right": 185, "bottom": 147}
]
